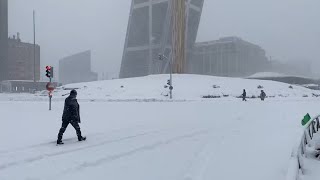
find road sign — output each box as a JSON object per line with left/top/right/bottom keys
{"left": 301, "top": 113, "right": 311, "bottom": 126}
{"left": 46, "top": 82, "right": 55, "bottom": 91}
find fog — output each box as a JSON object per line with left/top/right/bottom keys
{"left": 8, "top": 0, "right": 320, "bottom": 79}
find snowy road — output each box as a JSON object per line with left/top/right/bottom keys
{"left": 1, "top": 99, "right": 320, "bottom": 180}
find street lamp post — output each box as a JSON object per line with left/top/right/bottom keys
{"left": 158, "top": 54, "right": 173, "bottom": 99}
{"left": 33, "top": 10, "right": 36, "bottom": 82}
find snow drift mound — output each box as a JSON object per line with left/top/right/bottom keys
{"left": 34, "top": 74, "right": 320, "bottom": 101}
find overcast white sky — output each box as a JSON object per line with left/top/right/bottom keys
{"left": 8, "top": 0, "right": 320, "bottom": 79}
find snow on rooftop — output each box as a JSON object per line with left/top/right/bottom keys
{"left": 247, "top": 72, "right": 289, "bottom": 78}
{"left": 248, "top": 72, "right": 316, "bottom": 80}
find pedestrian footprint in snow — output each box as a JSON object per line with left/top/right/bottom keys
{"left": 260, "top": 90, "right": 266, "bottom": 101}
{"left": 57, "top": 89, "right": 86, "bottom": 145}
{"left": 242, "top": 89, "right": 247, "bottom": 101}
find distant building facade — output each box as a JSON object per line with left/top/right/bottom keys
{"left": 0, "top": 80, "right": 59, "bottom": 93}
{"left": 0, "top": 0, "right": 8, "bottom": 81}
{"left": 269, "top": 60, "right": 312, "bottom": 78}
{"left": 7, "top": 34, "right": 40, "bottom": 81}
{"left": 59, "top": 50, "right": 98, "bottom": 85}
{"left": 120, "top": 0, "right": 204, "bottom": 78}
{"left": 190, "top": 37, "right": 269, "bottom": 77}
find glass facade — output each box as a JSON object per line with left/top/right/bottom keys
{"left": 120, "top": 0, "right": 204, "bottom": 78}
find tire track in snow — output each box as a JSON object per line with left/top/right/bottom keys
{"left": 0, "top": 125, "right": 155, "bottom": 155}
{"left": 0, "top": 130, "right": 162, "bottom": 170}
{"left": 0, "top": 132, "right": 104, "bottom": 155}
{"left": 181, "top": 134, "right": 223, "bottom": 180}
{"left": 180, "top": 115, "right": 246, "bottom": 180}
{"left": 51, "top": 129, "right": 211, "bottom": 179}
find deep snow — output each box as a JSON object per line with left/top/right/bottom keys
{"left": 29, "top": 74, "right": 320, "bottom": 101}
{"left": 0, "top": 100, "right": 319, "bottom": 180}
{"left": 1, "top": 74, "right": 320, "bottom": 180}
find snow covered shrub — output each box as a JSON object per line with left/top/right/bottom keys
{"left": 278, "top": 94, "right": 288, "bottom": 97}
{"left": 161, "top": 92, "right": 169, "bottom": 97}
{"left": 257, "top": 85, "right": 263, "bottom": 89}
{"left": 289, "top": 85, "right": 293, "bottom": 89}
{"left": 312, "top": 93, "right": 320, "bottom": 97}
{"left": 212, "top": 85, "right": 220, "bottom": 88}
{"left": 202, "top": 95, "right": 221, "bottom": 98}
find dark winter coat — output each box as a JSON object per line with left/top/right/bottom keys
{"left": 260, "top": 91, "right": 266, "bottom": 100}
{"left": 242, "top": 91, "right": 246, "bottom": 97}
{"left": 62, "top": 94, "right": 80, "bottom": 123}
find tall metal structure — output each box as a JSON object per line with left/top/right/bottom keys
{"left": 171, "top": 0, "right": 186, "bottom": 73}
{"left": 120, "top": 0, "right": 204, "bottom": 78}
{"left": 0, "top": 0, "right": 8, "bottom": 81}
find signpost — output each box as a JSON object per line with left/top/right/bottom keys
{"left": 158, "top": 54, "right": 173, "bottom": 99}
{"left": 301, "top": 113, "right": 311, "bottom": 126}
{"left": 46, "top": 82, "right": 55, "bottom": 110}
{"left": 46, "top": 82, "right": 55, "bottom": 91}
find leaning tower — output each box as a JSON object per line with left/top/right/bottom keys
{"left": 120, "top": 0, "right": 204, "bottom": 78}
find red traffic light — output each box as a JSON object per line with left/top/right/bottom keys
{"left": 45, "top": 66, "right": 52, "bottom": 78}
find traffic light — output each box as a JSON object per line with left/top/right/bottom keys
{"left": 167, "top": 79, "right": 171, "bottom": 85}
{"left": 45, "top": 66, "right": 51, "bottom": 78}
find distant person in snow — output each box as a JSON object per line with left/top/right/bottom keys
{"left": 57, "top": 89, "right": 86, "bottom": 145}
{"left": 242, "top": 89, "right": 247, "bottom": 101}
{"left": 260, "top": 90, "right": 266, "bottom": 101}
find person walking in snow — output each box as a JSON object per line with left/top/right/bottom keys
{"left": 260, "top": 90, "right": 266, "bottom": 101}
{"left": 57, "top": 89, "right": 86, "bottom": 145}
{"left": 242, "top": 89, "right": 247, "bottom": 101}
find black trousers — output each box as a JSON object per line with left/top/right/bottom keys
{"left": 57, "top": 121, "right": 82, "bottom": 141}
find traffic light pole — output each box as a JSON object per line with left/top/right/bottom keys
{"left": 46, "top": 66, "right": 54, "bottom": 111}
{"left": 49, "top": 77, "right": 52, "bottom": 111}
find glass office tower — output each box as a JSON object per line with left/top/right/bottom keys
{"left": 120, "top": 0, "right": 204, "bottom": 78}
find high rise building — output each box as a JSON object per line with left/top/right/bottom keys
{"left": 0, "top": 0, "right": 8, "bottom": 81}
{"left": 120, "top": 0, "right": 204, "bottom": 78}
{"left": 7, "top": 34, "right": 41, "bottom": 81}
{"left": 190, "top": 37, "right": 269, "bottom": 77}
{"left": 59, "top": 50, "right": 98, "bottom": 85}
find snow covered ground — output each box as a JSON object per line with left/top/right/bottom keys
{"left": 301, "top": 131, "right": 320, "bottom": 180}
{"left": 3, "top": 74, "right": 317, "bottom": 102}
{"left": 1, "top": 75, "right": 320, "bottom": 180}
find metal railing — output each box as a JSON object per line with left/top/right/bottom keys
{"left": 286, "top": 115, "right": 320, "bottom": 180}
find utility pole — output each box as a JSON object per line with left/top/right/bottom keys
{"left": 33, "top": 10, "right": 36, "bottom": 82}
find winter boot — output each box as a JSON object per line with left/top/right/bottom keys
{"left": 57, "top": 140, "right": 64, "bottom": 145}
{"left": 78, "top": 136, "right": 86, "bottom": 141}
